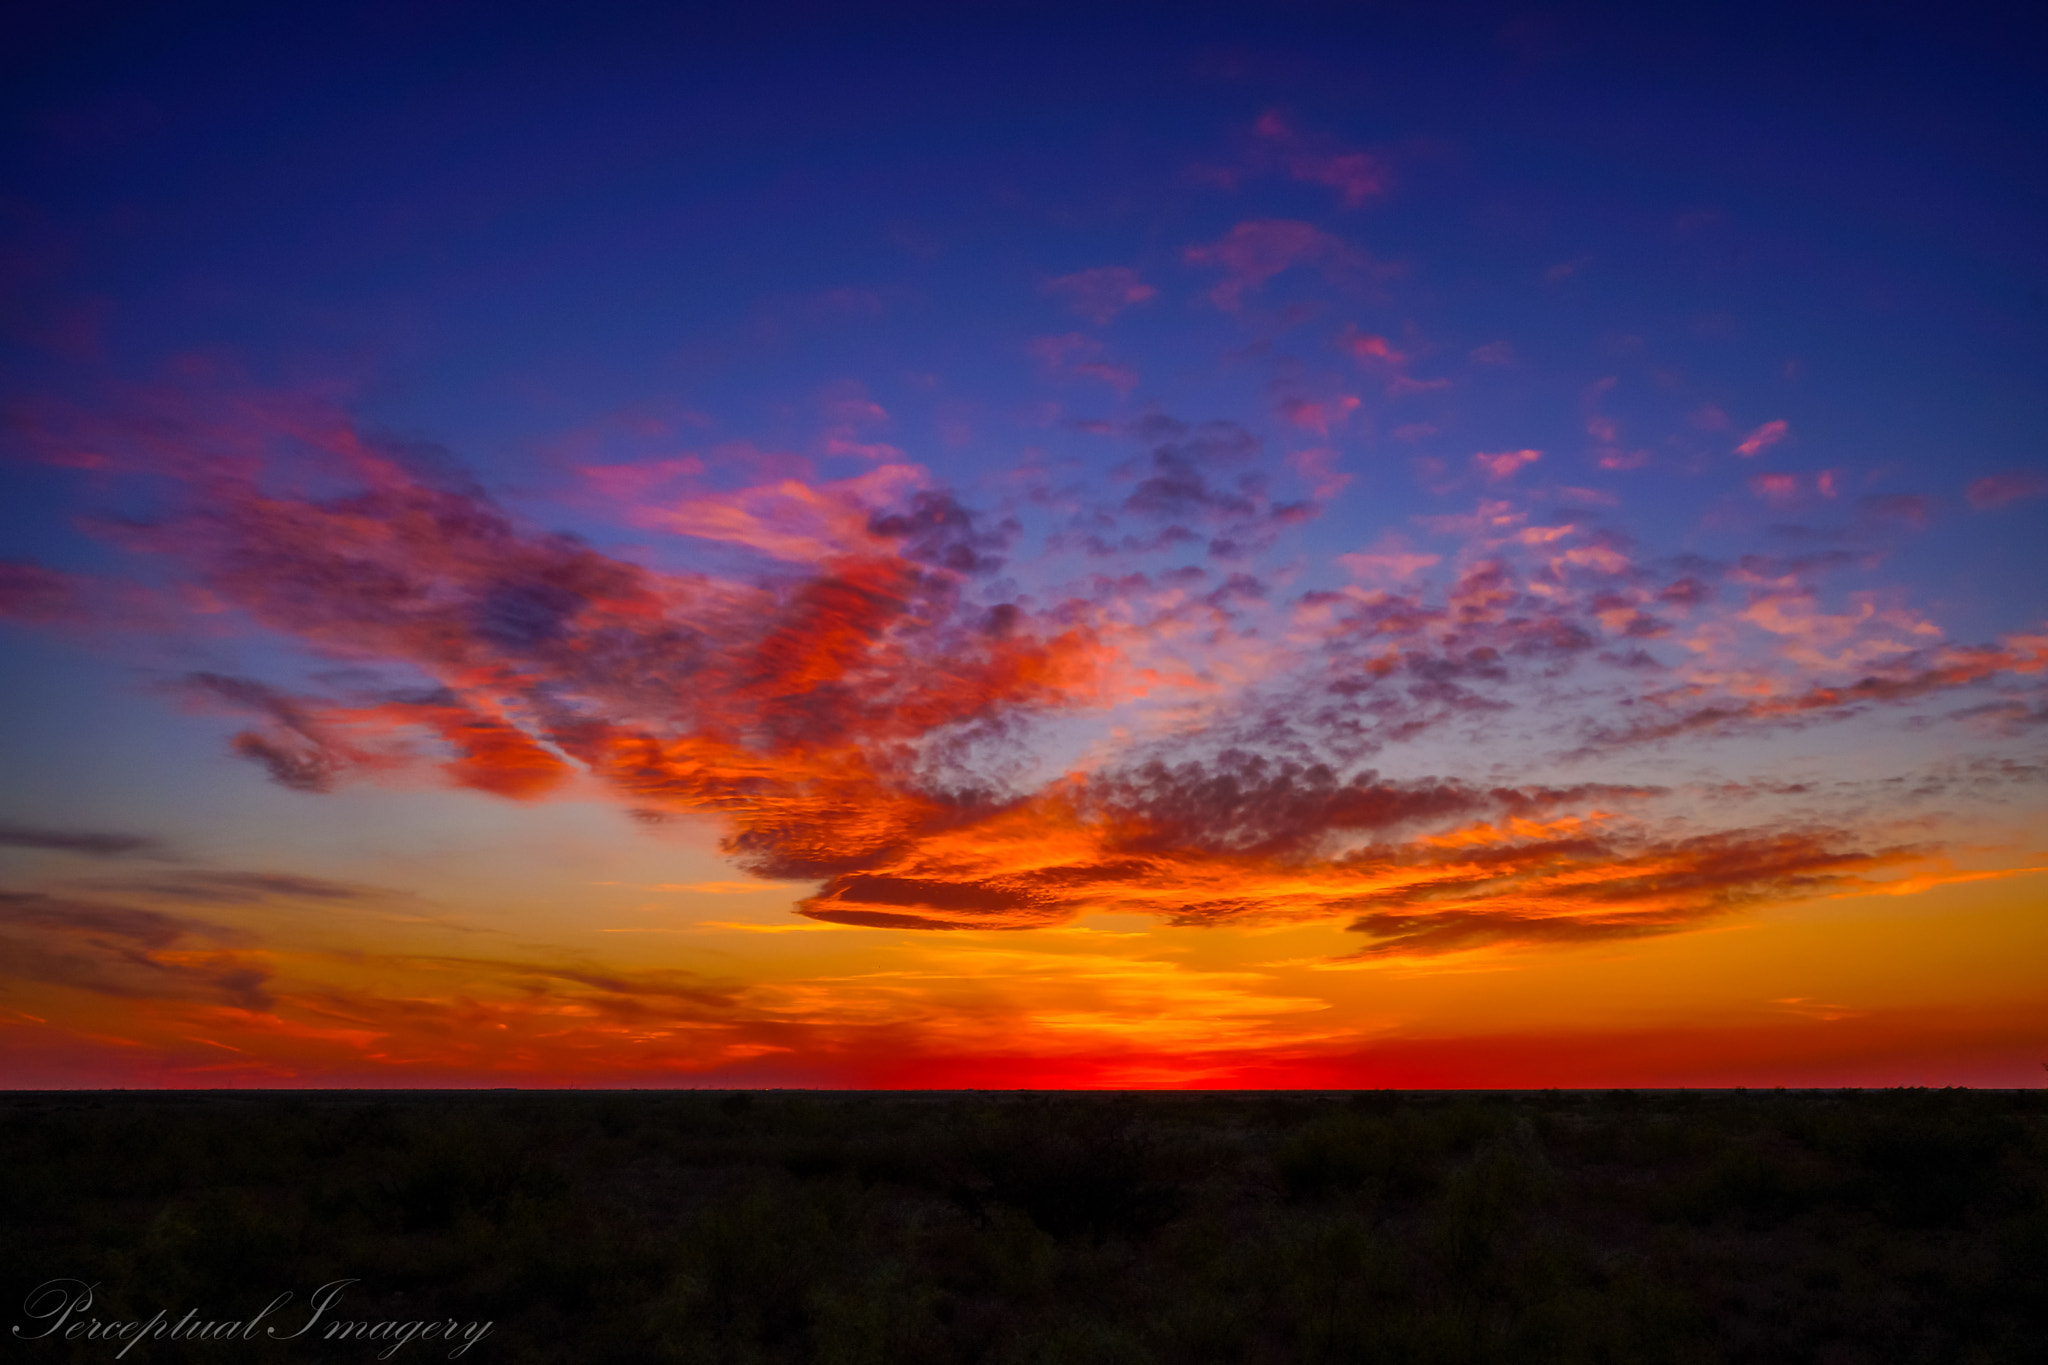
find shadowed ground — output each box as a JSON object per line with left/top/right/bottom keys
{"left": 4, "top": 1087, "right": 2045, "bottom": 1363}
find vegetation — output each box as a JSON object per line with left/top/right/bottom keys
{"left": 4, "top": 1087, "right": 2045, "bottom": 1362}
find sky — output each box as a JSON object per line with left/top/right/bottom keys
{"left": 2, "top": 1, "right": 2045, "bottom": 1088}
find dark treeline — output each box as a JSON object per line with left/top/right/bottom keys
{"left": 4, "top": 1087, "right": 2045, "bottom": 1363}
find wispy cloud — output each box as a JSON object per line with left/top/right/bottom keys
{"left": 1735, "top": 419, "right": 1789, "bottom": 458}
{"left": 1966, "top": 470, "right": 2048, "bottom": 510}
{"left": 1184, "top": 220, "right": 1350, "bottom": 311}
{"left": 0, "top": 822, "right": 163, "bottom": 858}
{"left": 1040, "top": 266, "right": 1157, "bottom": 325}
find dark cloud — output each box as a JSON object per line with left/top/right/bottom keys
{"left": 1334, "top": 827, "right": 1918, "bottom": 957}
{"left": 867, "top": 491, "right": 1016, "bottom": 576}
{"left": 1122, "top": 420, "right": 1262, "bottom": 522}
{"left": 75, "top": 870, "right": 385, "bottom": 906}
{"left": 0, "top": 891, "right": 270, "bottom": 1008}
{"left": 0, "top": 822, "right": 162, "bottom": 858}
{"left": 1577, "top": 638, "right": 2048, "bottom": 753}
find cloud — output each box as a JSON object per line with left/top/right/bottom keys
{"left": 0, "top": 891, "right": 271, "bottom": 1008}
{"left": 1735, "top": 419, "right": 1789, "bottom": 457}
{"left": 1028, "top": 333, "right": 1139, "bottom": 395}
{"left": 816, "top": 380, "right": 905, "bottom": 461}
{"left": 1583, "top": 377, "right": 1645, "bottom": 469}
{"left": 1278, "top": 395, "right": 1359, "bottom": 436}
{"left": 1338, "top": 826, "right": 1918, "bottom": 958}
{"left": 793, "top": 768, "right": 1925, "bottom": 941}
{"left": 0, "top": 822, "right": 163, "bottom": 858}
{"left": 1579, "top": 629, "right": 2048, "bottom": 752}
{"left": 1474, "top": 448, "right": 1541, "bottom": 482}
{"left": 1336, "top": 545, "right": 1439, "bottom": 583}
{"left": 1339, "top": 328, "right": 1406, "bottom": 366}
{"left": 640, "top": 463, "right": 927, "bottom": 563}
{"left": 14, "top": 376, "right": 2040, "bottom": 969}
{"left": 1184, "top": 220, "right": 1348, "bottom": 311}
{"left": 1859, "top": 493, "right": 1931, "bottom": 530}
{"left": 1751, "top": 472, "right": 1800, "bottom": 505}
{"left": 1286, "top": 447, "right": 1351, "bottom": 502}
{"left": 0, "top": 560, "right": 85, "bottom": 623}
{"left": 1966, "top": 470, "right": 2048, "bottom": 510}
{"left": 75, "top": 870, "right": 385, "bottom": 906}
{"left": 1250, "top": 111, "right": 1389, "bottom": 207}
{"left": 1040, "top": 267, "right": 1156, "bottom": 325}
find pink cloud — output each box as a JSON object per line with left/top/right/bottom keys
{"left": 1860, "top": 494, "right": 1931, "bottom": 530}
{"left": 822, "top": 435, "right": 907, "bottom": 460}
{"left": 579, "top": 455, "right": 707, "bottom": 502}
{"left": 1556, "top": 486, "right": 1620, "bottom": 507}
{"left": 1184, "top": 220, "right": 1345, "bottom": 311}
{"left": 1750, "top": 472, "right": 1799, "bottom": 506}
{"left": 1290, "top": 152, "right": 1386, "bottom": 208}
{"left": 819, "top": 381, "right": 904, "bottom": 461}
{"left": 1474, "top": 448, "right": 1542, "bottom": 482}
{"left": 1252, "top": 110, "right": 1389, "bottom": 208}
{"left": 1469, "top": 341, "right": 1514, "bottom": 365}
{"left": 1338, "top": 326, "right": 1407, "bottom": 367}
{"left": 1735, "top": 419, "right": 1788, "bottom": 458}
{"left": 0, "top": 560, "right": 88, "bottom": 624}
{"left": 646, "top": 464, "right": 928, "bottom": 563}
{"left": 1286, "top": 447, "right": 1352, "bottom": 501}
{"left": 1966, "top": 470, "right": 2048, "bottom": 510}
{"left": 1279, "top": 394, "right": 1360, "bottom": 436}
{"left": 1583, "top": 376, "right": 1644, "bottom": 469}
{"left": 1337, "top": 545, "right": 1440, "bottom": 583}
{"left": 1040, "top": 266, "right": 1157, "bottom": 325}
{"left": 1028, "top": 333, "right": 1138, "bottom": 396}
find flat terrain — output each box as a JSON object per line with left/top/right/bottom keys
{"left": 4, "top": 1088, "right": 2045, "bottom": 1363}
